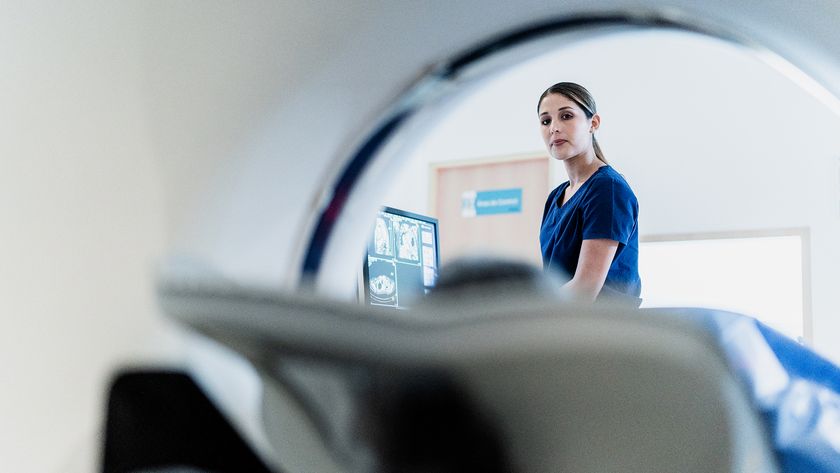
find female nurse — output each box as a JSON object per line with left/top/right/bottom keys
{"left": 537, "top": 82, "right": 641, "bottom": 306}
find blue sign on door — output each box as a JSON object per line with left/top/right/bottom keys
{"left": 461, "top": 188, "right": 522, "bottom": 217}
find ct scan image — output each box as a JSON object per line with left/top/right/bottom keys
{"left": 368, "top": 258, "right": 397, "bottom": 306}
{"left": 396, "top": 220, "right": 419, "bottom": 262}
{"left": 372, "top": 216, "right": 393, "bottom": 257}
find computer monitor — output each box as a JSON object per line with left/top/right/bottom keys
{"left": 362, "top": 207, "right": 440, "bottom": 309}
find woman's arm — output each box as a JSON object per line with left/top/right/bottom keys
{"left": 564, "top": 238, "right": 619, "bottom": 302}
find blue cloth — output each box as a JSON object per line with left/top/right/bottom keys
{"left": 540, "top": 165, "right": 641, "bottom": 304}
{"left": 664, "top": 308, "right": 840, "bottom": 472}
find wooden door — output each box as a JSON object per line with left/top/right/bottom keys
{"left": 432, "top": 155, "right": 549, "bottom": 266}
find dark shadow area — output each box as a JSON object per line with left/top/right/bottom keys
{"left": 101, "top": 370, "right": 275, "bottom": 473}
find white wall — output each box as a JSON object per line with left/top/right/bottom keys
{"left": 384, "top": 30, "right": 840, "bottom": 363}
{"left": 0, "top": 3, "right": 184, "bottom": 472}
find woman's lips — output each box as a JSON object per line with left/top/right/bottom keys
{"left": 552, "top": 139, "right": 567, "bottom": 147}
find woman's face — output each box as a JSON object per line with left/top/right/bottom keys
{"left": 538, "top": 93, "right": 599, "bottom": 162}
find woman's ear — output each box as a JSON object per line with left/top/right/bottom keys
{"left": 590, "top": 113, "right": 601, "bottom": 132}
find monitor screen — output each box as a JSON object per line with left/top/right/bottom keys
{"left": 363, "top": 207, "right": 440, "bottom": 309}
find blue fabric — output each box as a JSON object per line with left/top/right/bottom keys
{"left": 663, "top": 308, "right": 840, "bottom": 472}
{"left": 540, "top": 165, "right": 641, "bottom": 303}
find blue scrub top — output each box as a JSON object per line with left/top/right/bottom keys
{"left": 540, "top": 165, "right": 641, "bottom": 304}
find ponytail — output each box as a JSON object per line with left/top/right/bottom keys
{"left": 593, "top": 135, "right": 608, "bottom": 165}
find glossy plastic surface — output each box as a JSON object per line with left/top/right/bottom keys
{"left": 668, "top": 308, "right": 840, "bottom": 472}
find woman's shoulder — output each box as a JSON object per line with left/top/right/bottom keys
{"left": 591, "top": 166, "right": 633, "bottom": 188}
{"left": 586, "top": 166, "right": 637, "bottom": 199}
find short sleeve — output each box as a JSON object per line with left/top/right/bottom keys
{"left": 580, "top": 178, "right": 638, "bottom": 245}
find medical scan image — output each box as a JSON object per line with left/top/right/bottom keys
{"left": 367, "top": 258, "right": 398, "bottom": 306}
{"left": 396, "top": 221, "right": 419, "bottom": 262}
{"left": 373, "top": 216, "right": 393, "bottom": 256}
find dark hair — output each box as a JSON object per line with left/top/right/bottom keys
{"left": 537, "top": 82, "right": 607, "bottom": 164}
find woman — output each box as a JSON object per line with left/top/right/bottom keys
{"left": 537, "top": 82, "right": 641, "bottom": 305}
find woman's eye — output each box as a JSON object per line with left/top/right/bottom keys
{"left": 541, "top": 118, "right": 550, "bottom": 126}
{"left": 561, "top": 113, "right": 573, "bottom": 120}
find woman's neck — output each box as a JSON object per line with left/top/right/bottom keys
{"left": 563, "top": 151, "right": 604, "bottom": 187}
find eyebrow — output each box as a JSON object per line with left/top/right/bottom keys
{"left": 539, "top": 106, "right": 574, "bottom": 116}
